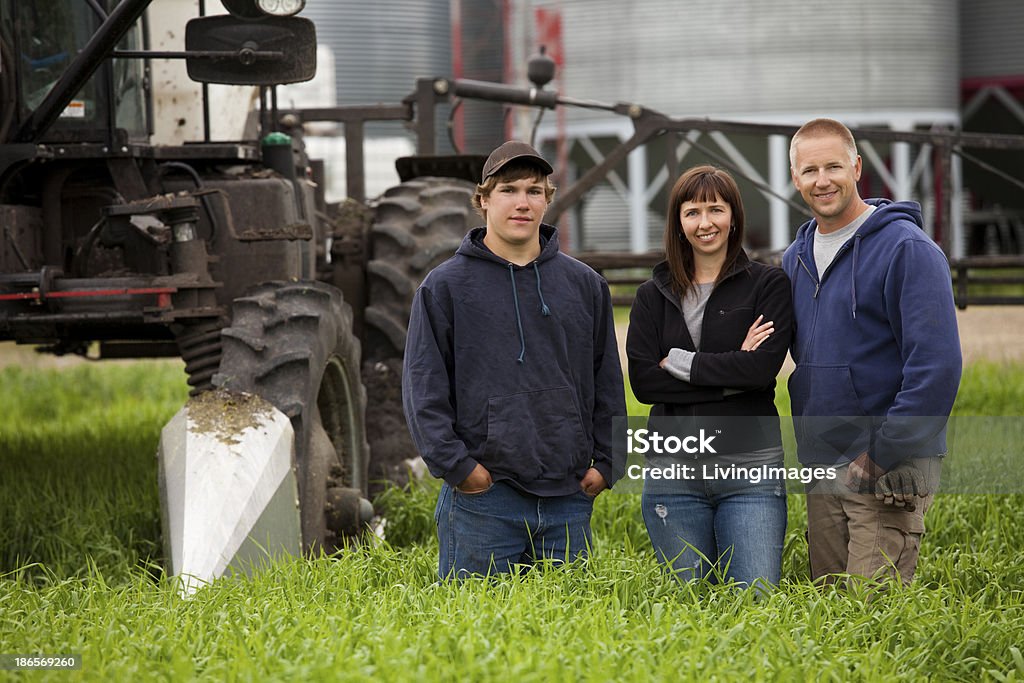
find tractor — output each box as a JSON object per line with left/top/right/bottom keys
{"left": 0, "top": 0, "right": 573, "bottom": 590}
{"left": 0, "top": 0, "right": 403, "bottom": 584}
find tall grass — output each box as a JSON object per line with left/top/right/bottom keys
{"left": 1, "top": 361, "right": 1023, "bottom": 680}
{"left": 0, "top": 363, "right": 187, "bottom": 585}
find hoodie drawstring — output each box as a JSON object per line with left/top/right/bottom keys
{"left": 508, "top": 262, "right": 552, "bottom": 364}
{"left": 508, "top": 264, "right": 526, "bottom": 364}
{"left": 533, "top": 262, "right": 551, "bottom": 317}
{"left": 851, "top": 235, "right": 862, "bottom": 320}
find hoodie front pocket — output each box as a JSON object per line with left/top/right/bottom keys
{"left": 482, "top": 387, "right": 589, "bottom": 482}
{"left": 789, "top": 364, "right": 866, "bottom": 417}
{"left": 789, "top": 364, "right": 871, "bottom": 462}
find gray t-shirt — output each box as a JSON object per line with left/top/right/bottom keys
{"left": 814, "top": 205, "right": 876, "bottom": 278}
{"left": 663, "top": 282, "right": 713, "bottom": 382}
{"left": 656, "top": 280, "right": 785, "bottom": 473}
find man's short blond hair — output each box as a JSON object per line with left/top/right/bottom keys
{"left": 789, "top": 118, "right": 859, "bottom": 169}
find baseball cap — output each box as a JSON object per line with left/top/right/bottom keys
{"left": 481, "top": 141, "right": 553, "bottom": 183}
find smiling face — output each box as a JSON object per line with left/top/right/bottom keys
{"left": 679, "top": 194, "right": 732, "bottom": 261}
{"left": 662, "top": 165, "right": 745, "bottom": 292}
{"left": 791, "top": 133, "right": 865, "bottom": 232}
{"left": 480, "top": 175, "right": 549, "bottom": 261}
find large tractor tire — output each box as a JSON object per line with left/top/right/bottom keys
{"left": 214, "top": 281, "right": 371, "bottom": 554}
{"left": 364, "top": 177, "right": 476, "bottom": 361}
{"left": 362, "top": 177, "right": 475, "bottom": 489}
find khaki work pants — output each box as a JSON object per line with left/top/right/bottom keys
{"left": 806, "top": 474, "right": 934, "bottom": 586}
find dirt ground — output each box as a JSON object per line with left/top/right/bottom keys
{"left": 0, "top": 344, "right": 186, "bottom": 369}
{"left": 1, "top": 305, "right": 1021, "bottom": 370}
{"left": 946, "top": 306, "right": 1024, "bottom": 364}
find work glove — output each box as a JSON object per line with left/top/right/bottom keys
{"left": 874, "top": 460, "right": 931, "bottom": 511}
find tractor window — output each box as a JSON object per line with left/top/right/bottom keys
{"left": 113, "top": 23, "right": 146, "bottom": 138}
{"left": 10, "top": 1, "right": 148, "bottom": 141}
{"left": 16, "top": 2, "right": 99, "bottom": 120}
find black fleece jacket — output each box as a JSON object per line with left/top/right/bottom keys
{"left": 626, "top": 251, "right": 793, "bottom": 453}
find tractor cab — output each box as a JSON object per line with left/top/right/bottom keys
{"left": 1, "top": 1, "right": 147, "bottom": 146}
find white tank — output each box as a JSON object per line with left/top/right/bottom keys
{"left": 303, "top": 0, "right": 450, "bottom": 107}
{"left": 300, "top": 1, "right": 455, "bottom": 199}
{"left": 521, "top": 0, "right": 961, "bottom": 251}
{"left": 541, "top": 0, "right": 958, "bottom": 122}
{"left": 962, "top": 0, "right": 1024, "bottom": 79}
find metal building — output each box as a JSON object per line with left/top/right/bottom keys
{"left": 518, "top": 0, "right": 962, "bottom": 252}
{"left": 960, "top": 0, "right": 1024, "bottom": 255}
{"left": 296, "top": 0, "right": 510, "bottom": 201}
{"left": 292, "top": 1, "right": 1022, "bottom": 255}
{"left": 298, "top": 0, "right": 453, "bottom": 200}
{"left": 303, "top": 0, "right": 451, "bottom": 112}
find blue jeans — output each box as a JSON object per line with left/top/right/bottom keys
{"left": 641, "top": 470, "right": 787, "bottom": 588}
{"left": 435, "top": 481, "right": 594, "bottom": 579}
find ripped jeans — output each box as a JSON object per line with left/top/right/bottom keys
{"left": 641, "top": 465, "right": 787, "bottom": 588}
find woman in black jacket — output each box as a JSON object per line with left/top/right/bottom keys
{"left": 626, "top": 165, "right": 794, "bottom": 589}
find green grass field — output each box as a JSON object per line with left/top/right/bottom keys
{"left": 1, "top": 361, "right": 1023, "bottom": 681}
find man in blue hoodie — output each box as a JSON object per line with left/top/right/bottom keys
{"left": 402, "top": 141, "right": 626, "bottom": 579}
{"left": 783, "top": 119, "right": 962, "bottom": 585}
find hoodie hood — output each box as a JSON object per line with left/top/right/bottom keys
{"left": 457, "top": 224, "right": 560, "bottom": 265}
{"left": 792, "top": 198, "right": 923, "bottom": 245}
{"left": 790, "top": 199, "right": 924, "bottom": 319}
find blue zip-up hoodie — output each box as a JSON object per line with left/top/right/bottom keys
{"left": 402, "top": 225, "right": 626, "bottom": 496}
{"left": 781, "top": 199, "right": 962, "bottom": 470}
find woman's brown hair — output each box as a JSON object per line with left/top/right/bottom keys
{"left": 662, "top": 164, "right": 746, "bottom": 297}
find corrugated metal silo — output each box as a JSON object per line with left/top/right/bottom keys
{"left": 298, "top": 0, "right": 506, "bottom": 198}
{"left": 299, "top": 0, "right": 454, "bottom": 199}
{"left": 962, "top": 0, "right": 1024, "bottom": 79}
{"left": 303, "top": 0, "right": 450, "bottom": 111}
{"left": 543, "top": 0, "right": 959, "bottom": 120}
{"left": 454, "top": 0, "right": 508, "bottom": 154}
{"left": 524, "top": 0, "right": 961, "bottom": 251}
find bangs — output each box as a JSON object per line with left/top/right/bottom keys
{"left": 680, "top": 173, "right": 729, "bottom": 205}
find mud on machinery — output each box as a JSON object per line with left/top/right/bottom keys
{"left": 5, "top": 0, "right": 1021, "bottom": 591}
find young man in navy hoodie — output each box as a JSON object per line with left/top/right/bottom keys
{"left": 783, "top": 119, "right": 962, "bottom": 585}
{"left": 402, "top": 141, "right": 625, "bottom": 579}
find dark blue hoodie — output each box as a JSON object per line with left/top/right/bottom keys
{"left": 782, "top": 199, "right": 962, "bottom": 469}
{"left": 402, "top": 225, "right": 626, "bottom": 496}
